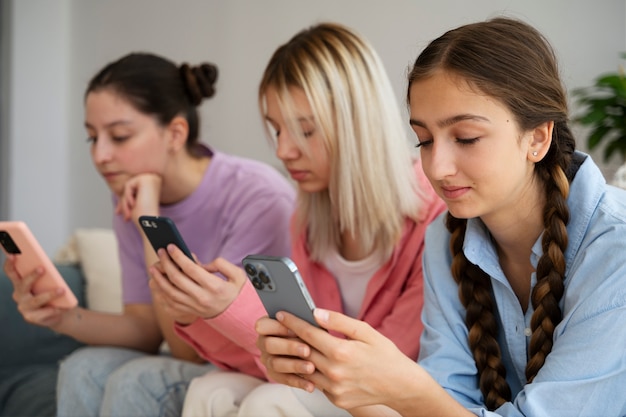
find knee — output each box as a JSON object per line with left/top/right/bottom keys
{"left": 186, "top": 372, "right": 223, "bottom": 397}
{"left": 58, "top": 347, "right": 107, "bottom": 382}
{"left": 105, "top": 356, "right": 163, "bottom": 393}
{"left": 239, "top": 383, "right": 285, "bottom": 413}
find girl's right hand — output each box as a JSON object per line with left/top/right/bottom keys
{"left": 4, "top": 256, "right": 71, "bottom": 328}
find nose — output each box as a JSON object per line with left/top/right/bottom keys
{"left": 91, "top": 136, "right": 113, "bottom": 165}
{"left": 424, "top": 139, "right": 457, "bottom": 180}
{"left": 275, "top": 130, "right": 300, "bottom": 162}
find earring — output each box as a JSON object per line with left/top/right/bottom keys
{"left": 532, "top": 151, "right": 538, "bottom": 156}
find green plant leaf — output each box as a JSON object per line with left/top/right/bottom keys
{"left": 588, "top": 125, "right": 612, "bottom": 149}
{"left": 573, "top": 52, "right": 626, "bottom": 165}
{"left": 603, "top": 137, "right": 626, "bottom": 163}
{"left": 596, "top": 74, "right": 626, "bottom": 96}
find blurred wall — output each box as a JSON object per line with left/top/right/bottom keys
{"left": 3, "top": 0, "right": 625, "bottom": 255}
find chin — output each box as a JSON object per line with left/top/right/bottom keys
{"left": 446, "top": 205, "right": 479, "bottom": 220}
{"left": 296, "top": 182, "right": 327, "bottom": 194}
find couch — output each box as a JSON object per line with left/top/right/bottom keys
{"left": 0, "top": 229, "right": 122, "bottom": 417}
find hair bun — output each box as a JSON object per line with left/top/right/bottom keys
{"left": 180, "top": 62, "right": 219, "bottom": 106}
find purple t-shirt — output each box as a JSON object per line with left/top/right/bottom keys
{"left": 113, "top": 147, "right": 296, "bottom": 304}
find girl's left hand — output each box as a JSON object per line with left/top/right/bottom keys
{"left": 115, "top": 173, "right": 162, "bottom": 223}
{"left": 148, "top": 246, "right": 248, "bottom": 324}
{"left": 261, "top": 309, "right": 420, "bottom": 411}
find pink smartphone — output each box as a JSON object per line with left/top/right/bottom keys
{"left": 0, "top": 221, "right": 78, "bottom": 309}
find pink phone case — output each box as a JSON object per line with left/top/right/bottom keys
{"left": 0, "top": 221, "right": 78, "bottom": 309}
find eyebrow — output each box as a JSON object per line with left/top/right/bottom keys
{"left": 84, "top": 120, "right": 133, "bottom": 130}
{"left": 409, "top": 114, "right": 490, "bottom": 129}
{"left": 264, "top": 115, "right": 315, "bottom": 124}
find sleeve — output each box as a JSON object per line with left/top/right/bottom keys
{"left": 213, "top": 190, "right": 294, "bottom": 267}
{"left": 418, "top": 221, "right": 485, "bottom": 409}
{"left": 174, "top": 281, "right": 269, "bottom": 380}
{"left": 113, "top": 209, "right": 153, "bottom": 305}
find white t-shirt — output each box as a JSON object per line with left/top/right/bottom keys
{"left": 323, "top": 249, "right": 384, "bottom": 317}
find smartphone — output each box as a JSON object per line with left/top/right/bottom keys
{"left": 242, "top": 255, "right": 318, "bottom": 327}
{"left": 0, "top": 221, "right": 78, "bottom": 309}
{"left": 138, "top": 215, "right": 193, "bottom": 261}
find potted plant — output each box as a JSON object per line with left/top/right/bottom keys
{"left": 573, "top": 53, "right": 626, "bottom": 188}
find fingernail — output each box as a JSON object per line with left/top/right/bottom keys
{"left": 297, "top": 345, "right": 308, "bottom": 357}
{"left": 313, "top": 308, "right": 329, "bottom": 324}
{"left": 300, "top": 362, "right": 314, "bottom": 374}
{"left": 276, "top": 312, "right": 284, "bottom": 321}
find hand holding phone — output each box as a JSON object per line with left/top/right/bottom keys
{"left": 0, "top": 221, "right": 78, "bottom": 309}
{"left": 242, "top": 255, "right": 318, "bottom": 327}
{"left": 139, "top": 215, "right": 194, "bottom": 261}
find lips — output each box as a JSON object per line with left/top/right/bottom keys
{"left": 288, "top": 169, "right": 309, "bottom": 181}
{"left": 440, "top": 185, "right": 470, "bottom": 199}
{"left": 101, "top": 171, "right": 122, "bottom": 182}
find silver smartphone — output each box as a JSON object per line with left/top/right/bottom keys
{"left": 242, "top": 255, "right": 318, "bottom": 327}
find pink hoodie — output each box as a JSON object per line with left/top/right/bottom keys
{"left": 175, "top": 161, "right": 445, "bottom": 379}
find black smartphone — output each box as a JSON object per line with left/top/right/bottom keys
{"left": 242, "top": 255, "right": 318, "bottom": 327}
{"left": 139, "top": 215, "right": 193, "bottom": 261}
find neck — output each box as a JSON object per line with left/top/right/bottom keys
{"left": 160, "top": 152, "right": 211, "bottom": 205}
{"left": 339, "top": 230, "right": 371, "bottom": 261}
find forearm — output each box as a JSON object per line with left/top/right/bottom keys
{"left": 51, "top": 305, "right": 163, "bottom": 353}
{"left": 382, "top": 364, "right": 473, "bottom": 417}
{"left": 153, "top": 302, "right": 205, "bottom": 363}
{"left": 350, "top": 405, "right": 402, "bottom": 417}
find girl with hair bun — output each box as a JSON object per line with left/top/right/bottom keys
{"left": 256, "top": 17, "right": 626, "bottom": 417}
{"left": 3, "top": 52, "right": 295, "bottom": 416}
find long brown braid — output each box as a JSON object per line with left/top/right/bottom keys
{"left": 408, "top": 18, "right": 576, "bottom": 410}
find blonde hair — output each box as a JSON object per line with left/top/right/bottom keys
{"left": 259, "top": 22, "right": 423, "bottom": 261}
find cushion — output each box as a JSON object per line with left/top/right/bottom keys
{"left": 0, "top": 264, "right": 86, "bottom": 369}
{"left": 55, "top": 228, "right": 123, "bottom": 314}
{"left": 0, "top": 365, "right": 58, "bottom": 417}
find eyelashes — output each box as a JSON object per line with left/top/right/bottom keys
{"left": 415, "top": 138, "right": 479, "bottom": 148}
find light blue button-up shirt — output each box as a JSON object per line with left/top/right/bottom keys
{"left": 419, "top": 152, "right": 626, "bottom": 417}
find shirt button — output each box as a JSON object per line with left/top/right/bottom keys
{"left": 524, "top": 327, "right": 532, "bottom": 337}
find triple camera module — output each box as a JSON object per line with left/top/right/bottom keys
{"left": 244, "top": 262, "right": 275, "bottom": 291}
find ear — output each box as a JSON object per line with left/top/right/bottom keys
{"left": 166, "top": 116, "right": 189, "bottom": 152}
{"left": 528, "top": 120, "right": 553, "bottom": 162}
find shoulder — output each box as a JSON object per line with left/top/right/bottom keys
{"left": 211, "top": 151, "right": 294, "bottom": 194}
{"left": 424, "top": 210, "right": 449, "bottom": 248}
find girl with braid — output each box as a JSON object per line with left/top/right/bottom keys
{"left": 4, "top": 52, "right": 295, "bottom": 416}
{"left": 256, "top": 17, "right": 626, "bottom": 417}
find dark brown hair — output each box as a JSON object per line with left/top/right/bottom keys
{"left": 86, "top": 52, "right": 218, "bottom": 155}
{"left": 408, "top": 17, "right": 575, "bottom": 410}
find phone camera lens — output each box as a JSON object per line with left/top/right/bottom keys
{"left": 258, "top": 271, "right": 270, "bottom": 284}
{"left": 244, "top": 263, "right": 257, "bottom": 277}
{"left": 252, "top": 277, "right": 264, "bottom": 290}
{"left": 0, "top": 231, "right": 20, "bottom": 254}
